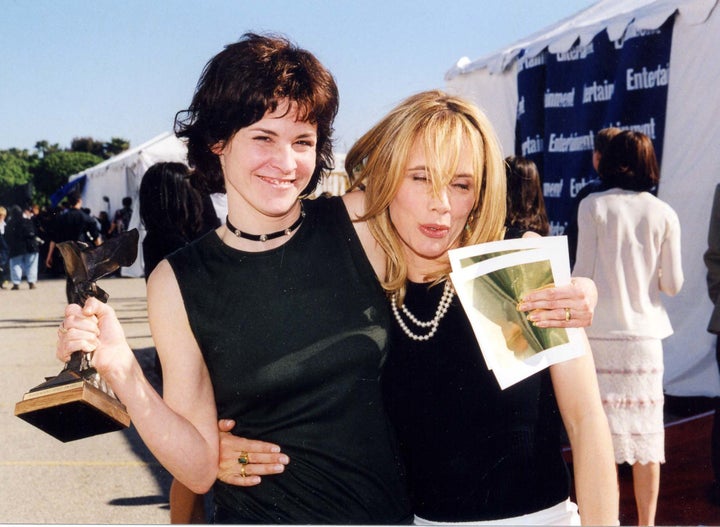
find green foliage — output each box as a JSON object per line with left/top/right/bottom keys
{"left": 105, "top": 137, "right": 130, "bottom": 157}
{"left": 34, "top": 140, "right": 61, "bottom": 158}
{"left": 32, "top": 151, "right": 103, "bottom": 202}
{"left": 0, "top": 136, "right": 130, "bottom": 206}
{"left": 0, "top": 151, "right": 33, "bottom": 190}
{"left": 71, "top": 136, "right": 130, "bottom": 159}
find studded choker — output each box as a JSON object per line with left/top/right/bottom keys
{"left": 226, "top": 204, "right": 305, "bottom": 242}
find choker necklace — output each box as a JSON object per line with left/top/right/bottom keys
{"left": 391, "top": 281, "right": 454, "bottom": 341}
{"left": 226, "top": 204, "right": 306, "bottom": 242}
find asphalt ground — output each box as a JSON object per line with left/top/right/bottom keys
{"left": 0, "top": 276, "right": 173, "bottom": 524}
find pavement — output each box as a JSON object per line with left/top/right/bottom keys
{"left": 0, "top": 276, "right": 173, "bottom": 524}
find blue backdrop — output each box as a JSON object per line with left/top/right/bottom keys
{"left": 515, "top": 17, "right": 674, "bottom": 235}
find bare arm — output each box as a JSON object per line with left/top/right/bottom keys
{"left": 45, "top": 240, "right": 56, "bottom": 268}
{"left": 550, "top": 334, "right": 619, "bottom": 525}
{"left": 341, "top": 190, "right": 386, "bottom": 281}
{"left": 57, "top": 260, "right": 219, "bottom": 493}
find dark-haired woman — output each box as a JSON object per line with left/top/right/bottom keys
{"left": 574, "top": 130, "right": 684, "bottom": 526}
{"left": 55, "top": 33, "right": 411, "bottom": 524}
{"left": 139, "top": 161, "right": 218, "bottom": 279}
{"left": 504, "top": 155, "right": 549, "bottom": 238}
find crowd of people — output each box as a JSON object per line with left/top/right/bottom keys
{"left": 0, "top": 190, "right": 142, "bottom": 291}
{"left": 8, "top": 29, "right": 708, "bottom": 526}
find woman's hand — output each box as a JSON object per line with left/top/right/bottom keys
{"left": 516, "top": 277, "right": 597, "bottom": 328}
{"left": 56, "top": 296, "right": 133, "bottom": 379}
{"left": 217, "top": 419, "right": 290, "bottom": 487}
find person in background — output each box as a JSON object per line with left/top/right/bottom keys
{"left": 217, "top": 91, "right": 618, "bottom": 525}
{"left": 703, "top": 182, "right": 720, "bottom": 506}
{"left": 5, "top": 204, "right": 40, "bottom": 290}
{"left": 108, "top": 196, "right": 133, "bottom": 237}
{"left": 97, "top": 210, "right": 111, "bottom": 241}
{"left": 45, "top": 191, "right": 101, "bottom": 302}
{"left": 0, "top": 206, "right": 9, "bottom": 289}
{"left": 139, "top": 161, "right": 218, "bottom": 279}
{"left": 504, "top": 155, "right": 550, "bottom": 238}
{"left": 567, "top": 127, "right": 622, "bottom": 268}
{"left": 573, "top": 130, "right": 684, "bottom": 526}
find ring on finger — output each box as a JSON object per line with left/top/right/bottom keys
{"left": 564, "top": 307, "right": 571, "bottom": 321}
{"left": 238, "top": 451, "right": 250, "bottom": 465}
{"left": 58, "top": 322, "right": 68, "bottom": 335}
{"left": 240, "top": 464, "right": 247, "bottom": 478}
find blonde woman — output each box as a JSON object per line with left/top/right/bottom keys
{"left": 217, "top": 91, "right": 618, "bottom": 525}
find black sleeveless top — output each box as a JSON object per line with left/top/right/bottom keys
{"left": 168, "top": 197, "right": 411, "bottom": 524}
{"left": 382, "top": 282, "right": 570, "bottom": 522}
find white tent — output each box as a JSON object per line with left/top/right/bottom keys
{"left": 69, "top": 132, "right": 188, "bottom": 277}
{"left": 446, "top": 0, "right": 720, "bottom": 397}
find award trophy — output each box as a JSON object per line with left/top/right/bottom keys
{"left": 14, "top": 229, "right": 139, "bottom": 442}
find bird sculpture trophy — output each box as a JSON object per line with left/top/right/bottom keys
{"left": 14, "top": 229, "right": 139, "bottom": 442}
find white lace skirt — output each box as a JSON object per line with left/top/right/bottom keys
{"left": 590, "top": 337, "right": 665, "bottom": 465}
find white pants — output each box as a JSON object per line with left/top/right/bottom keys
{"left": 414, "top": 498, "right": 581, "bottom": 526}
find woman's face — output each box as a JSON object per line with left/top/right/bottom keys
{"left": 216, "top": 99, "right": 317, "bottom": 224}
{"left": 389, "top": 138, "right": 477, "bottom": 278}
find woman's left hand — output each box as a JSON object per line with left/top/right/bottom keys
{"left": 516, "top": 277, "right": 597, "bottom": 328}
{"left": 217, "top": 420, "right": 290, "bottom": 487}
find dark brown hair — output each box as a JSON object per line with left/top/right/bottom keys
{"left": 598, "top": 131, "right": 659, "bottom": 191}
{"left": 175, "top": 33, "right": 339, "bottom": 195}
{"left": 504, "top": 155, "right": 549, "bottom": 236}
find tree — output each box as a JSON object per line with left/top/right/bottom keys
{"left": 70, "top": 137, "right": 106, "bottom": 158}
{"left": 34, "top": 140, "right": 61, "bottom": 159}
{"left": 0, "top": 151, "right": 33, "bottom": 203}
{"left": 0, "top": 136, "right": 130, "bottom": 206}
{"left": 71, "top": 136, "right": 130, "bottom": 159}
{"left": 32, "top": 151, "right": 103, "bottom": 204}
{"left": 106, "top": 137, "right": 130, "bottom": 157}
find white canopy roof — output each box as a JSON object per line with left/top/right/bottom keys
{"left": 447, "top": 0, "right": 716, "bottom": 76}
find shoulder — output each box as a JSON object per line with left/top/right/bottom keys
{"left": 341, "top": 190, "right": 366, "bottom": 219}
{"left": 643, "top": 192, "right": 679, "bottom": 217}
{"left": 147, "top": 259, "right": 181, "bottom": 306}
{"left": 341, "top": 190, "right": 386, "bottom": 280}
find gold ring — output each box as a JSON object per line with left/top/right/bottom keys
{"left": 59, "top": 323, "right": 68, "bottom": 334}
{"left": 237, "top": 452, "right": 250, "bottom": 465}
{"left": 240, "top": 464, "right": 247, "bottom": 478}
{"left": 565, "top": 307, "right": 571, "bottom": 321}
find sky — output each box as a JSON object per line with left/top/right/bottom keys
{"left": 0, "top": 0, "right": 596, "bottom": 154}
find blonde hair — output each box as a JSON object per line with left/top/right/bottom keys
{"left": 346, "top": 90, "right": 507, "bottom": 303}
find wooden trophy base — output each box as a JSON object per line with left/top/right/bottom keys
{"left": 15, "top": 373, "right": 131, "bottom": 443}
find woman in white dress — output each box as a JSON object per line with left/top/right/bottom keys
{"left": 573, "top": 130, "right": 684, "bottom": 526}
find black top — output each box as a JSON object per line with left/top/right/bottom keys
{"left": 6, "top": 216, "right": 39, "bottom": 257}
{"left": 168, "top": 197, "right": 411, "bottom": 525}
{"left": 52, "top": 208, "right": 100, "bottom": 244}
{"left": 382, "top": 281, "right": 570, "bottom": 522}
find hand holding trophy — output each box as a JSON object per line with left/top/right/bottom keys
{"left": 14, "top": 229, "right": 139, "bottom": 442}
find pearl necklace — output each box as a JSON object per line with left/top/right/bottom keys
{"left": 391, "top": 281, "right": 454, "bottom": 341}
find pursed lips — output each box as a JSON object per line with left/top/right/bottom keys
{"left": 419, "top": 223, "right": 450, "bottom": 238}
